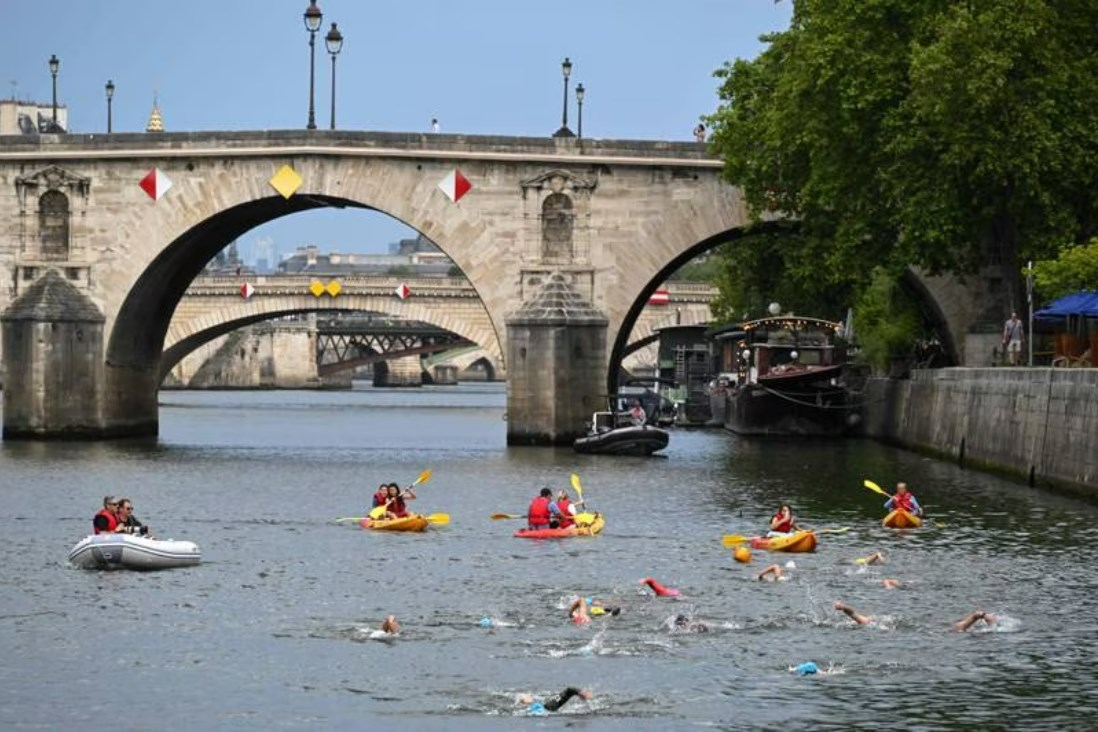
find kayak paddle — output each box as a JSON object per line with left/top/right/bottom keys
{"left": 721, "top": 534, "right": 749, "bottom": 547}
{"left": 425, "top": 513, "right": 450, "bottom": 524}
{"left": 863, "top": 479, "right": 890, "bottom": 497}
{"left": 570, "top": 473, "right": 597, "bottom": 524}
{"left": 369, "top": 469, "right": 434, "bottom": 519}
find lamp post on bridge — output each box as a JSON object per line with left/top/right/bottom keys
{"left": 303, "top": 0, "right": 323, "bottom": 130}
{"left": 47, "top": 54, "right": 61, "bottom": 132}
{"left": 552, "top": 57, "right": 575, "bottom": 138}
{"left": 575, "top": 83, "right": 585, "bottom": 139}
{"left": 105, "top": 80, "right": 114, "bottom": 133}
{"left": 325, "top": 22, "right": 343, "bottom": 130}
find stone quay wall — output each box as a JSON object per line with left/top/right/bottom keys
{"left": 864, "top": 368, "right": 1098, "bottom": 497}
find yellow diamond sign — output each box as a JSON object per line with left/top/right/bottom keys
{"left": 326, "top": 280, "right": 342, "bottom": 297}
{"left": 309, "top": 280, "right": 325, "bottom": 297}
{"left": 269, "top": 165, "right": 303, "bottom": 199}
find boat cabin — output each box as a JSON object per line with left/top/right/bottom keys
{"left": 713, "top": 316, "right": 843, "bottom": 385}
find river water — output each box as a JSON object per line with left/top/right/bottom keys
{"left": 2, "top": 383, "right": 1096, "bottom": 730}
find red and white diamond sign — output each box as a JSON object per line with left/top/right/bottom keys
{"left": 438, "top": 169, "right": 472, "bottom": 203}
{"left": 138, "top": 168, "right": 172, "bottom": 201}
{"left": 240, "top": 282, "right": 255, "bottom": 299}
{"left": 394, "top": 283, "right": 411, "bottom": 300}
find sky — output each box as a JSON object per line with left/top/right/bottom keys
{"left": 3, "top": 0, "right": 791, "bottom": 263}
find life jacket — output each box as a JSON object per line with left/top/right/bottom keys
{"left": 389, "top": 496, "right": 408, "bottom": 518}
{"left": 93, "top": 508, "right": 118, "bottom": 535}
{"left": 891, "top": 491, "right": 915, "bottom": 513}
{"left": 771, "top": 510, "right": 794, "bottom": 533}
{"left": 528, "top": 496, "right": 552, "bottom": 528}
{"left": 556, "top": 497, "right": 573, "bottom": 528}
{"left": 372, "top": 490, "right": 388, "bottom": 508}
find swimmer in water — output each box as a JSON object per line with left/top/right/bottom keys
{"left": 757, "top": 564, "right": 786, "bottom": 582}
{"left": 672, "top": 613, "right": 709, "bottom": 633}
{"left": 833, "top": 600, "right": 873, "bottom": 626}
{"left": 380, "top": 614, "right": 400, "bottom": 634}
{"left": 568, "top": 596, "right": 591, "bottom": 624}
{"left": 882, "top": 578, "right": 901, "bottom": 589}
{"left": 519, "top": 687, "right": 593, "bottom": 715}
{"left": 855, "top": 551, "right": 886, "bottom": 565}
{"left": 953, "top": 609, "right": 997, "bottom": 632}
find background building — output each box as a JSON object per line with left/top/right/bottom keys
{"left": 0, "top": 99, "right": 69, "bottom": 134}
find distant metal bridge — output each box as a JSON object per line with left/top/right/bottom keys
{"left": 314, "top": 314, "right": 472, "bottom": 376}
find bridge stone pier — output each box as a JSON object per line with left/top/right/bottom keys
{"left": 0, "top": 130, "right": 985, "bottom": 443}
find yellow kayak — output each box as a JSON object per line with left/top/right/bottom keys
{"left": 360, "top": 514, "right": 429, "bottom": 532}
{"left": 749, "top": 530, "right": 818, "bottom": 553}
{"left": 882, "top": 510, "right": 922, "bottom": 529}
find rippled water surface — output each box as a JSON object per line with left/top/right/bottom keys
{"left": 2, "top": 383, "right": 1097, "bottom": 730}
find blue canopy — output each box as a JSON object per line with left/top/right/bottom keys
{"left": 1034, "top": 291, "right": 1098, "bottom": 320}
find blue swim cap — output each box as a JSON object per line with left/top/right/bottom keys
{"left": 794, "top": 661, "right": 820, "bottom": 676}
{"left": 479, "top": 617, "right": 492, "bottom": 628}
{"left": 527, "top": 702, "right": 547, "bottom": 716}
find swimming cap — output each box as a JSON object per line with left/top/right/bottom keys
{"left": 479, "top": 617, "right": 492, "bottom": 628}
{"left": 527, "top": 702, "right": 547, "bottom": 716}
{"left": 793, "top": 661, "right": 820, "bottom": 676}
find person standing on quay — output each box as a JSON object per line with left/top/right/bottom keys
{"left": 1002, "top": 311, "right": 1024, "bottom": 366}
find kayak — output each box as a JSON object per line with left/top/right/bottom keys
{"left": 514, "top": 514, "right": 605, "bottom": 539}
{"left": 883, "top": 509, "right": 922, "bottom": 529}
{"left": 749, "top": 530, "right": 818, "bottom": 553}
{"left": 360, "top": 514, "right": 429, "bottom": 532}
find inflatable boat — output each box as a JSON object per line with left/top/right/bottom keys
{"left": 68, "top": 533, "right": 202, "bottom": 570}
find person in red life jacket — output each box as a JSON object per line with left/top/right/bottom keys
{"left": 568, "top": 596, "right": 591, "bottom": 624}
{"left": 555, "top": 490, "right": 578, "bottom": 529}
{"left": 384, "top": 483, "right": 416, "bottom": 519}
{"left": 92, "top": 496, "right": 122, "bottom": 534}
{"left": 371, "top": 484, "right": 389, "bottom": 510}
{"left": 884, "top": 482, "right": 923, "bottom": 517}
{"left": 527, "top": 488, "right": 554, "bottom": 529}
{"left": 770, "top": 504, "right": 796, "bottom": 534}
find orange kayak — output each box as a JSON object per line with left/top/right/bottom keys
{"left": 748, "top": 530, "right": 817, "bottom": 553}
{"left": 360, "top": 514, "right": 429, "bottom": 532}
{"left": 882, "top": 510, "right": 922, "bottom": 529}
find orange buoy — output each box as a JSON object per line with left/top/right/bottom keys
{"left": 733, "top": 546, "right": 751, "bottom": 564}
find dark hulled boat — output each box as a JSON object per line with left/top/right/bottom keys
{"left": 573, "top": 410, "right": 670, "bottom": 456}
{"left": 714, "top": 316, "right": 856, "bottom": 436}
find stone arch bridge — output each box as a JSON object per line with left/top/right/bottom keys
{"left": 167, "top": 274, "right": 716, "bottom": 384}
{"left": 0, "top": 130, "right": 982, "bottom": 443}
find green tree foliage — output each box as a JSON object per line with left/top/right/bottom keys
{"left": 854, "top": 268, "right": 925, "bottom": 374}
{"left": 1032, "top": 237, "right": 1098, "bottom": 301}
{"left": 707, "top": 0, "right": 1098, "bottom": 323}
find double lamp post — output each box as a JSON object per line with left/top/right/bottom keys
{"left": 303, "top": 1, "right": 344, "bottom": 130}
{"left": 552, "top": 57, "right": 585, "bottom": 140}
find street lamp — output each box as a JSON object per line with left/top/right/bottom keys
{"left": 552, "top": 57, "right": 574, "bottom": 138}
{"left": 575, "top": 83, "right": 585, "bottom": 139}
{"left": 48, "top": 54, "right": 60, "bottom": 132}
{"left": 105, "top": 80, "right": 115, "bottom": 133}
{"left": 303, "top": 0, "right": 323, "bottom": 130}
{"left": 325, "top": 22, "right": 343, "bottom": 130}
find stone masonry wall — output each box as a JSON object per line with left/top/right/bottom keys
{"left": 865, "top": 368, "right": 1098, "bottom": 497}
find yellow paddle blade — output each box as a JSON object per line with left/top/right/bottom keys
{"left": 721, "top": 534, "right": 749, "bottom": 547}
{"left": 863, "top": 479, "right": 889, "bottom": 497}
{"left": 490, "top": 513, "right": 522, "bottom": 520}
{"left": 426, "top": 513, "right": 450, "bottom": 524}
{"left": 413, "top": 469, "right": 433, "bottom": 487}
{"left": 570, "top": 473, "right": 584, "bottom": 503}
{"left": 369, "top": 505, "right": 387, "bottom": 519}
